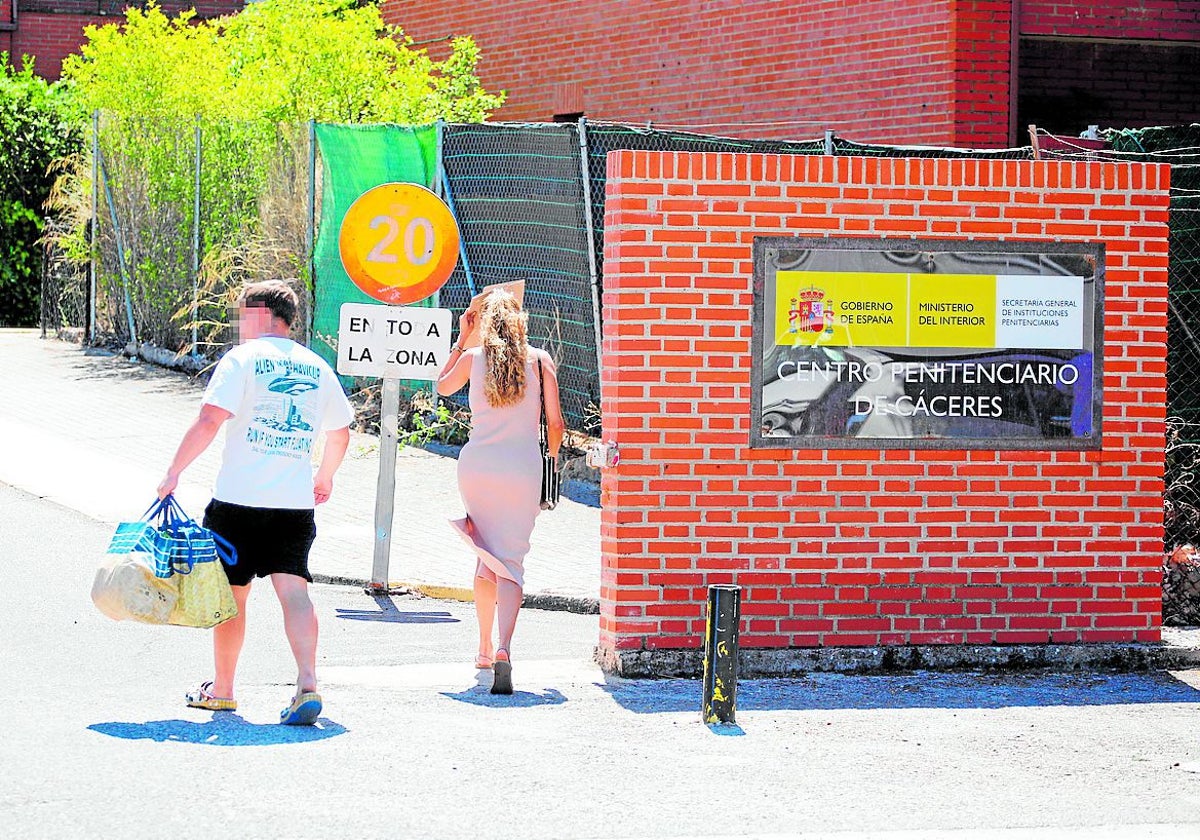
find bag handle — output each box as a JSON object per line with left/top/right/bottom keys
{"left": 212, "top": 531, "right": 239, "bottom": 566}
{"left": 144, "top": 494, "right": 239, "bottom": 570}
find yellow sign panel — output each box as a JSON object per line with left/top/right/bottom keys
{"left": 777, "top": 271, "right": 1005, "bottom": 348}
{"left": 339, "top": 183, "right": 460, "bottom": 306}
{"left": 776, "top": 271, "right": 908, "bottom": 347}
{"left": 908, "top": 274, "right": 995, "bottom": 348}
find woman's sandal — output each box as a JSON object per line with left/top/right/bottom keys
{"left": 475, "top": 654, "right": 493, "bottom": 670}
{"left": 280, "top": 690, "right": 323, "bottom": 726}
{"left": 185, "top": 681, "right": 236, "bottom": 712}
{"left": 490, "top": 650, "right": 513, "bottom": 695}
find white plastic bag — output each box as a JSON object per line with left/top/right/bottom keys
{"left": 91, "top": 551, "right": 179, "bottom": 624}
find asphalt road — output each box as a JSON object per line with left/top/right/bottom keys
{"left": 3, "top": 482, "right": 1200, "bottom": 840}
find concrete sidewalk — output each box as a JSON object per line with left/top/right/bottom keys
{"left": 0, "top": 329, "right": 601, "bottom": 608}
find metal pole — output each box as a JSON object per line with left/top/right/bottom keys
{"left": 369, "top": 376, "right": 401, "bottom": 590}
{"left": 430, "top": 119, "right": 446, "bottom": 399}
{"left": 437, "top": 129, "right": 477, "bottom": 297}
{"left": 39, "top": 239, "right": 48, "bottom": 339}
{"left": 701, "top": 584, "right": 741, "bottom": 725}
{"left": 577, "top": 116, "right": 604, "bottom": 386}
{"left": 306, "top": 119, "right": 317, "bottom": 347}
{"left": 88, "top": 110, "right": 99, "bottom": 342}
{"left": 98, "top": 152, "right": 137, "bottom": 347}
{"left": 191, "top": 116, "right": 202, "bottom": 354}
{"left": 824, "top": 129, "right": 835, "bottom": 156}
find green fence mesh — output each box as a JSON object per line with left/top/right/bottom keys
{"left": 311, "top": 123, "right": 438, "bottom": 367}
{"left": 439, "top": 122, "right": 599, "bottom": 431}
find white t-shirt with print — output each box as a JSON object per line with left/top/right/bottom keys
{"left": 203, "top": 336, "right": 354, "bottom": 509}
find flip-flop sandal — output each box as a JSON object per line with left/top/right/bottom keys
{"left": 280, "top": 691, "right": 322, "bottom": 725}
{"left": 475, "top": 655, "right": 493, "bottom": 669}
{"left": 490, "top": 655, "right": 513, "bottom": 695}
{"left": 185, "top": 681, "right": 236, "bottom": 712}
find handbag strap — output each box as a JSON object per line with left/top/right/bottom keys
{"left": 536, "top": 353, "right": 547, "bottom": 432}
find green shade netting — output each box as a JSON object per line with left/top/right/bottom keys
{"left": 311, "top": 123, "right": 438, "bottom": 372}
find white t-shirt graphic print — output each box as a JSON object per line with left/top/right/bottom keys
{"left": 203, "top": 336, "right": 354, "bottom": 509}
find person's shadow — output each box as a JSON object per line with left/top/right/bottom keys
{"left": 88, "top": 713, "right": 347, "bottom": 746}
{"left": 440, "top": 669, "right": 568, "bottom": 708}
{"left": 335, "top": 594, "right": 459, "bottom": 624}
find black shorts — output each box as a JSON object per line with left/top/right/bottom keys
{"left": 202, "top": 499, "right": 317, "bottom": 587}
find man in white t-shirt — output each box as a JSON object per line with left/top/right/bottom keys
{"left": 157, "top": 280, "right": 354, "bottom": 725}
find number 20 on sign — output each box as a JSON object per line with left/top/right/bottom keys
{"left": 338, "top": 182, "right": 460, "bottom": 305}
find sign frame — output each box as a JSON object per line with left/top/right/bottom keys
{"left": 336, "top": 301, "right": 452, "bottom": 381}
{"left": 749, "top": 236, "right": 1106, "bottom": 451}
{"left": 338, "top": 182, "right": 460, "bottom": 306}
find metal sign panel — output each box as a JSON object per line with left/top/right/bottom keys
{"left": 750, "top": 237, "right": 1105, "bottom": 450}
{"left": 336, "top": 302, "right": 452, "bottom": 381}
{"left": 338, "top": 182, "right": 460, "bottom": 306}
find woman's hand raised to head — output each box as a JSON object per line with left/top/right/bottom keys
{"left": 458, "top": 309, "right": 478, "bottom": 343}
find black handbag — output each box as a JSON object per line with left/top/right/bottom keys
{"left": 537, "top": 357, "right": 561, "bottom": 510}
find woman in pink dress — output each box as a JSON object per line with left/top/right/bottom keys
{"left": 436, "top": 290, "right": 564, "bottom": 694}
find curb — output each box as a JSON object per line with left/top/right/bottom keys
{"left": 597, "top": 640, "right": 1200, "bottom": 679}
{"left": 312, "top": 573, "right": 600, "bottom": 614}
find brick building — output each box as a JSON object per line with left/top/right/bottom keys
{"left": 384, "top": 0, "right": 1200, "bottom": 148}
{"left": 0, "top": 1, "right": 243, "bottom": 80}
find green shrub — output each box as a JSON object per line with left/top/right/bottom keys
{"left": 56, "top": 0, "right": 503, "bottom": 348}
{"left": 0, "top": 56, "right": 84, "bottom": 326}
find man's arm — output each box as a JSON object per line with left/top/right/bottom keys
{"left": 157, "top": 403, "right": 233, "bottom": 499}
{"left": 313, "top": 426, "right": 350, "bottom": 505}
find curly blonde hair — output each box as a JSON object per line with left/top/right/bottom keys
{"left": 480, "top": 290, "right": 528, "bottom": 407}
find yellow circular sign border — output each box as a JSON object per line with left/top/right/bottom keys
{"left": 338, "top": 182, "right": 460, "bottom": 306}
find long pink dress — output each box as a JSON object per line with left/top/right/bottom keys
{"left": 450, "top": 346, "right": 547, "bottom": 588}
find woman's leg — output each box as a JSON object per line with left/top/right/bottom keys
{"left": 496, "top": 578, "right": 522, "bottom": 656}
{"left": 211, "top": 582, "right": 252, "bottom": 698}
{"left": 473, "top": 564, "right": 497, "bottom": 664}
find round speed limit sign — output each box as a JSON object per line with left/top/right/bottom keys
{"left": 338, "top": 182, "right": 460, "bottom": 305}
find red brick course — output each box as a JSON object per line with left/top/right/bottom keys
{"left": 6, "top": 1, "right": 241, "bottom": 80}
{"left": 598, "top": 151, "right": 1169, "bottom": 664}
{"left": 1021, "top": 0, "right": 1200, "bottom": 41}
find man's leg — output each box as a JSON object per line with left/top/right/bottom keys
{"left": 271, "top": 573, "right": 318, "bottom": 693}
{"left": 211, "top": 583, "right": 252, "bottom": 698}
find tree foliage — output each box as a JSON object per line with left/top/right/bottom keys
{"left": 63, "top": 0, "right": 503, "bottom": 124}
{"left": 0, "top": 56, "right": 84, "bottom": 326}
{"left": 54, "top": 0, "right": 503, "bottom": 348}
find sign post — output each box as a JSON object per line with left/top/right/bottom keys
{"left": 336, "top": 182, "right": 460, "bottom": 590}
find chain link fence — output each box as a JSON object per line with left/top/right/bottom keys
{"left": 37, "top": 116, "right": 1194, "bottom": 447}
{"left": 439, "top": 122, "right": 600, "bottom": 431}
{"left": 1089, "top": 125, "right": 1200, "bottom": 555}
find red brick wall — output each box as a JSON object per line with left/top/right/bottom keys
{"left": 8, "top": 1, "right": 242, "bottom": 80}
{"left": 385, "top": 0, "right": 962, "bottom": 145}
{"left": 0, "top": 2, "right": 13, "bottom": 65}
{"left": 598, "top": 151, "right": 1169, "bottom": 670}
{"left": 1020, "top": 0, "right": 1200, "bottom": 40}
{"left": 952, "top": 0, "right": 1013, "bottom": 148}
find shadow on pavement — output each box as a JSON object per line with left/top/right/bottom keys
{"left": 88, "top": 714, "right": 347, "bottom": 746}
{"left": 599, "top": 670, "right": 1200, "bottom": 713}
{"left": 66, "top": 353, "right": 202, "bottom": 392}
{"left": 336, "top": 594, "right": 459, "bottom": 624}
{"left": 440, "top": 686, "right": 568, "bottom": 708}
